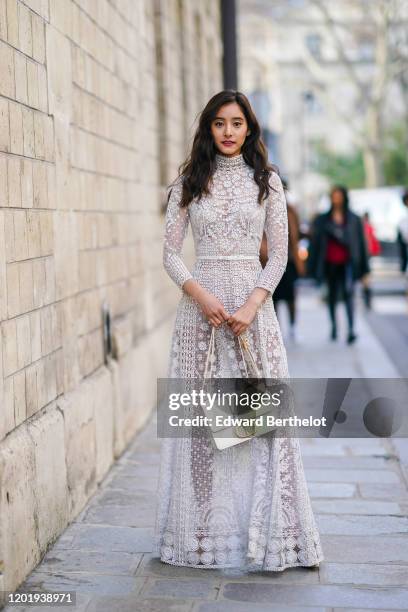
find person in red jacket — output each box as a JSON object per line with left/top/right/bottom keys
{"left": 361, "top": 212, "right": 381, "bottom": 309}
{"left": 307, "top": 186, "right": 370, "bottom": 344}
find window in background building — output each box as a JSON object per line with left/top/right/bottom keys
{"left": 357, "top": 38, "right": 375, "bottom": 61}
{"left": 305, "top": 33, "right": 322, "bottom": 59}
{"left": 302, "top": 90, "right": 323, "bottom": 115}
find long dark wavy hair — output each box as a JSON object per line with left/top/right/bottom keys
{"left": 171, "top": 90, "right": 280, "bottom": 208}
{"left": 329, "top": 185, "right": 350, "bottom": 212}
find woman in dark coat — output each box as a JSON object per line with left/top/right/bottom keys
{"left": 307, "top": 185, "right": 369, "bottom": 344}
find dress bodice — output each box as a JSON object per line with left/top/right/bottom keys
{"left": 163, "top": 152, "right": 288, "bottom": 295}
{"left": 189, "top": 153, "right": 266, "bottom": 258}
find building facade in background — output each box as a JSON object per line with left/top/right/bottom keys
{"left": 239, "top": 0, "right": 407, "bottom": 216}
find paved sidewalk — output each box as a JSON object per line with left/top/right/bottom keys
{"left": 4, "top": 288, "right": 408, "bottom": 612}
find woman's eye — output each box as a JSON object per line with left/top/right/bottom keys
{"left": 215, "top": 122, "right": 242, "bottom": 128}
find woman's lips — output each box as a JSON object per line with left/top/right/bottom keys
{"left": 222, "top": 141, "right": 235, "bottom": 146}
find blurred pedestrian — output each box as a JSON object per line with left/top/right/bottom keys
{"left": 260, "top": 179, "right": 305, "bottom": 342}
{"left": 397, "top": 190, "right": 408, "bottom": 276}
{"left": 361, "top": 211, "right": 381, "bottom": 309}
{"left": 307, "top": 185, "right": 369, "bottom": 344}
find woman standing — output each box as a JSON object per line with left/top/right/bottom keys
{"left": 307, "top": 186, "right": 369, "bottom": 344}
{"left": 155, "top": 90, "right": 323, "bottom": 572}
{"left": 260, "top": 179, "right": 306, "bottom": 343}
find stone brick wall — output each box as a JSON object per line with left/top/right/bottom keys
{"left": 0, "top": 0, "right": 222, "bottom": 596}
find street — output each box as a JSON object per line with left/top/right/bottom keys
{"left": 4, "top": 271, "right": 408, "bottom": 612}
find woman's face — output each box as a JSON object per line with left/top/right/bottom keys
{"left": 210, "top": 102, "right": 249, "bottom": 157}
{"left": 331, "top": 189, "right": 345, "bottom": 209}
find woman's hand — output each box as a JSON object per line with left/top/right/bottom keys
{"left": 227, "top": 288, "right": 268, "bottom": 336}
{"left": 196, "top": 289, "right": 230, "bottom": 328}
{"left": 182, "top": 280, "right": 230, "bottom": 327}
{"left": 227, "top": 301, "right": 258, "bottom": 336}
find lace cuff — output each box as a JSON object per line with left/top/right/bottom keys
{"left": 255, "top": 172, "right": 288, "bottom": 295}
{"left": 163, "top": 176, "right": 193, "bottom": 290}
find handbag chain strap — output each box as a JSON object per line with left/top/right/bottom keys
{"left": 203, "top": 325, "right": 261, "bottom": 380}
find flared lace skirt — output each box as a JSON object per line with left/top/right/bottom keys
{"left": 154, "top": 259, "right": 324, "bottom": 571}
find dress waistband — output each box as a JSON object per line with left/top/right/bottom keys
{"left": 196, "top": 255, "right": 259, "bottom": 261}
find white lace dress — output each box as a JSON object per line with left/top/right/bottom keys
{"left": 154, "top": 152, "right": 324, "bottom": 571}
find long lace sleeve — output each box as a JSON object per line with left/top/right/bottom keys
{"left": 254, "top": 172, "right": 288, "bottom": 294}
{"left": 163, "top": 176, "right": 193, "bottom": 290}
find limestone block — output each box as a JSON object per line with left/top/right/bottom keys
{"left": 42, "top": 114, "right": 54, "bottom": 161}
{"left": 29, "top": 308, "right": 41, "bottom": 361}
{"left": 27, "top": 405, "right": 68, "bottom": 550}
{"left": 50, "top": 301, "right": 61, "bottom": 350}
{"left": 18, "top": 2, "right": 33, "bottom": 57}
{"left": 22, "top": 106, "right": 35, "bottom": 157}
{"left": 0, "top": 422, "right": 40, "bottom": 592}
{"left": 7, "top": 157, "right": 21, "bottom": 207}
{"left": 3, "top": 210, "right": 16, "bottom": 262}
{"left": 19, "top": 260, "right": 34, "bottom": 313}
{"left": 49, "top": 0, "right": 72, "bottom": 38}
{"left": 59, "top": 296, "right": 80, "bottom": 393}
{"left": 108, "top": 357, "right": 126, "bottom": 457}
{"left": 44, "top": 254, "right": 56, "bottom": 304}
{"left": 78, "top": 328, "right": 104, "bottom": 378}
{"left": 27, "top": 60, "right": 39, "bottom": 109}
{"left": 53, "top": 116, "right": 71, "bottom": 207}
{"left": 32, "top": 258, "right": 46, "bottom": 308}
{"left": 13, "top": 369, "right": 26, "bottom": 426}
{"left": 46, "top": 163, "right": 56, "bottom": 208}
{"left": 0, "top": 157, "right": 8, "bottom": 208}
{"left": 78, "top": 250, "right": 97, "bottom": 292}
{"left": 0, "top": 372, "right": 14, "bottom": 439}
{"left": 39, "top": 210, "right": 53, "bottom": 256}
{"left": 6, "top": 262, "right": 20, "bottom": 318}
{"left": 0, "top": 210, "right": 7, "bottom": 320}
{"left": 9, "top": 102, "right": 23, "bottom": 155}
{"left": 41, "top": 0, "right": 49, "bottom": 21}
{"left": 0, "top": 0, "right": 6, "bottom": 40}
{"left": 0, "top": 323, "right": 3, "bottom": 445}
{"left": 0, "top": 97, "right": 10, "bottom": 152}
{"left": 57, "top": 380, "right": 97, "bottom": 518}
{"left": 31, "top": 11, "right": 45, "bottom": 64}
{"left": 54, "top": 210, "right": 79, "bottom": 301}
{"left": 16, "top": 313, "right": 31, "bottom": 369}
{"left": 40, "top": 304, "right": 53, "bottom": 355}
{"left": 25, "top": 361, "right": 38, "bottom": 417}
{"left": 0, "top": 39, "right": 15, "bottom": 98}
{"left": 1, "top": 318, "right": 18, "bottom": 376}
{"left": 33, "top": 110, "right": 45, "bottom": 158}
{"left": 55, "top": 346, "right": 64, "bottom": 396}
{"left": 26, "top": 209, "right": 41, "bottom": 258}
{"left": 120, "top": 349, "right": 152, "bottom": 445}
{"left": 46, "top": 24, "right": 72, "bottom": 117}
{"left": 37, "top": 63, "right": 48, "bottom": 113}
{"left": 75, "top": 289, "right": 100, "bottom": 337}
{"left": 21, "top": 158, "right": 33, "bottom": 208}
{"left": 13, "top": 209, "right": 28, "bottom": 260}
{"left": 91, "top": 367, "right": 114, "bottom": 483}
{"left": 14, "top": 51, "right": 28, "bottom": 105}
{"left": 24, "top": 0, "right": 48, "bottom": 21}
{"left": 32, "top": 161, "right": 48, "bottom": 208}
{"left": 111, "top": 315, "right": 133, "bottom": 359}
{"left": 43, "top": 351, "right": 57, "bottom": 404}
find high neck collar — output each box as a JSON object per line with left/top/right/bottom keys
{"left": 215, "top": 152, "right": 246, "bottom": 170}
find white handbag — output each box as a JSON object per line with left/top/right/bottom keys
{"left": 202, "top": 326, "right": 276, "bottom": 450}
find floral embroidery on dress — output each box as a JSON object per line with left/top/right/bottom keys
{"left": 156, "top": 152, "right": 324, "bottom": 571}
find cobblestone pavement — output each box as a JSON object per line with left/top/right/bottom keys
{"left": 4, "top": 285, "right": 408, "bottom": 612}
